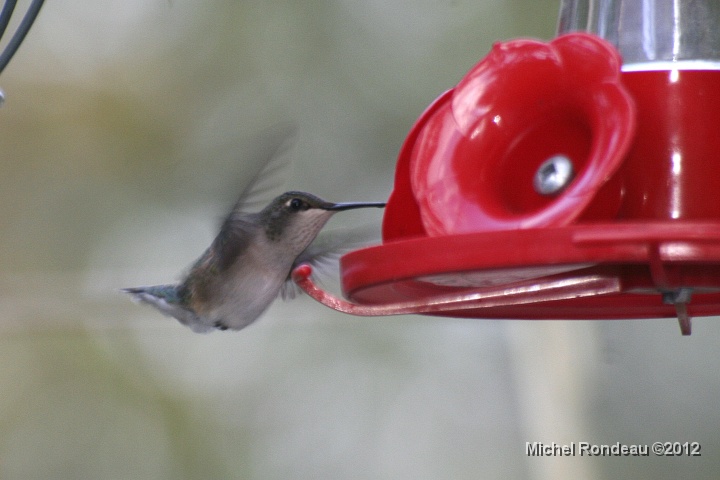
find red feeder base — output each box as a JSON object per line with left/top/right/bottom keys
{"left": 324, "top": 221, "right": 720, "bottom": 335}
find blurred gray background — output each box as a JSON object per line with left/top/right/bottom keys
{"left": 0, "top": 0, "right": 718, "bottom": 479}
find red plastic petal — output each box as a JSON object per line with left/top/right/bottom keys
{"left": 402, "top": 33, "right": 636, "bottom": 235}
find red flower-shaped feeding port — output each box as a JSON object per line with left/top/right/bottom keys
{"left": 387, "top": 33, "right": 635, "bottom": 238}
{"left": 292, "top": 33, "right": 720, "bottom": 335}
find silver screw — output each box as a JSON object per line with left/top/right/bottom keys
{"left": 533, "top": 154, "right": 574, "bottom": 195}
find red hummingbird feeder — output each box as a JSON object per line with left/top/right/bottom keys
{"left": 293, "top": 0, "right": 720, "bottom": 335}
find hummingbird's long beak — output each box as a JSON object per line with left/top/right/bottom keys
{"left": 324, "top": 201, "right": 386, "bottom": 211}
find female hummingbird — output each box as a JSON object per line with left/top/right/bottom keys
{"left": 124, "top": 129, "right": 385, "bottom": 332}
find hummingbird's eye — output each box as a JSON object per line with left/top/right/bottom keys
{"left": 288, "top": 198, "right": 306, "bottom": 211}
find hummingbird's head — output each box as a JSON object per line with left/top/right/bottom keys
{"left": 261, "top": 191, "right": 385, "bottom": 252}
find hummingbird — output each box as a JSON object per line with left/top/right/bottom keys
{"left": 123, "top": 130, "right": 385, "bottom": 332}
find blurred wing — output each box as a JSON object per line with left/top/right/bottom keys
{"left": 206, "top": 214, "right": 259, "bottom": 272}
{"left": 280, "top": 226, "right": 382, "bottom": 300}
{"left": 198, "top": 123, "right": 295, "bottom": 273}
{"left": 231, "top": 122, "right": 297, "bottom": 214}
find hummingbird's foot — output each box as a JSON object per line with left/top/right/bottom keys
{"left": 213, "top": 320, "right": 229, "bottom": 331}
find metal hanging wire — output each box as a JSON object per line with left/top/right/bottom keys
{"left": 0, "top": 0, "right": 44, "bottom": 76}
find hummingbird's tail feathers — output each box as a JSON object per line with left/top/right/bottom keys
{"left": 123, "top": 284, "right": 183, "bottom": 304}
{"left": 123, "top": 284, "right": 211, "bottom": 333}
